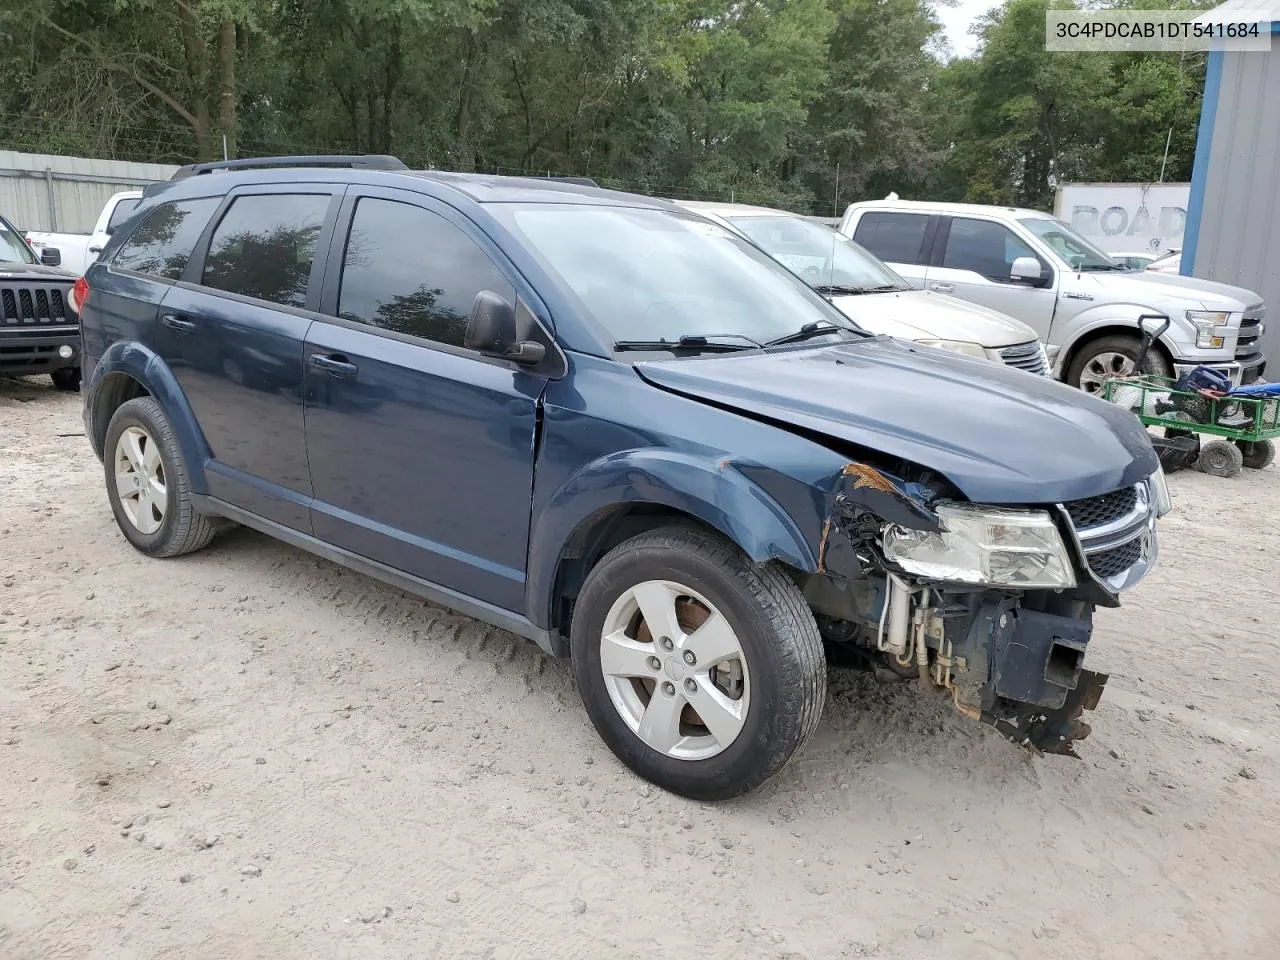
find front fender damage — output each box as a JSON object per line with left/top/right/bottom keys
{"left": 812, "top": 460, "right": 1110, "bottom": 759}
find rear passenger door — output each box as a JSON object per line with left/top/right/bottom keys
{"left": 303, "top": 188, "right": 548, "bottom": 613}
{"left": 157, "top": 186, "right": 342, "bottom": 530}
{"left": 849, "top": 211, "right": 934, "bottom": 289}
{"left": 924, "top": 216, "right": 1057, "bottom": 339}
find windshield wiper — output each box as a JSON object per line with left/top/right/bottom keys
{"left": 763, "top": 321, "right": 848, "bottom": 347}
{"left": 613, "top": 333, "right": 760, "bottom": 353}
{"left": 815, "top": 283, "right": 906, "bottom": 296}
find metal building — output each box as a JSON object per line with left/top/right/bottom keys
{"left": 1183, "top": 1, "right": 1280, "bottom": 365}
{"left": 0, "top": 151, "right": 177, "bottom": 234}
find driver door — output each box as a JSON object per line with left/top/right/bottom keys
{"left": 303, "top": 188, "right": 547, "bottom": 612}
{"left": 924, "top": 216, "right": 1057, "bottom": 339}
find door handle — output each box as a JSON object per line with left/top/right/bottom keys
{"left": 88, "top": 245, "right": 104, "bottom": 254}
{"left": 161, "top": 314, "right": 196, "bottom": 333}
{"left": 309, "top": 353, "right": 358, "bottom": 377}
{"left": 930, "top": 282, "right": 954, "bottom": 293}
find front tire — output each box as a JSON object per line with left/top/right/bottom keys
{"left": 1196, "top": 439, "right": 1244, "bottom": 478}
{"left": 50, "top": 367, "right": 81, "bottom": 392}
{"left": 1238, "top": 439, "right": 1275, "bottom": 470}
{"left": 1066, "top": 334, "right": 1171, "bottom": 395}
{"left": 570, "top": 525, "right": 826, "bottom": 801}
{"left": 103, "top": 397, "right": 218, "bottom": 557}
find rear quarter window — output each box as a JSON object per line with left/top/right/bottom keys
{"left": 851, "top": 211, "right": 931, "bottom": 265}
{"left": 112, "top": 198, "right": 220, "bottom": 281}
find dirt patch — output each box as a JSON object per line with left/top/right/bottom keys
{"left": 2, "top": 374, "right": 1279, "bottom": 959}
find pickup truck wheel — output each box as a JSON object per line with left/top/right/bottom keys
{"left": 50, "top": 367, "right": 81, "bottom": 392}
{"left": 103, "top": 397, "right": 218, "bottom": 557}
{"left": 1067, "top": 334, "right": 1171, "bottom": 395}
{"left": 570, "top": 525, "right": 826, "bottom": 801}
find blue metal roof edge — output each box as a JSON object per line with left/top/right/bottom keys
{"left": 1181, "top": 20, "right": 1280, "bottom": 277}
{"left": 1182, "top": 49, "right": 1225, "bottom": 276}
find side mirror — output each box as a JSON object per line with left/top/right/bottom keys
{"left": 464, "top": 290, "right": 545, "bottom": 365}
{"left": 1010, "top": 256, "right": 1042, "bottom": 284}
{"left": 40, "top": 247, "right": 62, "bottom": 267}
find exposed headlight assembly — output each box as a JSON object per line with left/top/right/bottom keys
{"left": 1186, "top": 310, "right": 1233, "bottom": 350}
{"left": 916, "top": 339, "right": 989, "bottom": 360}
{"left": 883, "top": 503, "right": 1076, "bottom": 589}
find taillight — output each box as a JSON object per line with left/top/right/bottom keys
{"left": 68, "top": 275, "right": 90, "bottom": 315}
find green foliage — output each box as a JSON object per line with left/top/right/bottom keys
{"left": 0, "top": 0, "right": 1211, "bottom": 213}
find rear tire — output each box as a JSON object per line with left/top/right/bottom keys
{"left": 1066, "top": 334, "right": 1171, "bottom": 395}
{"left": 103, "top": 397, "right": 218, "bottom": 557}
{"left": 570, "top": 525, "right": 826, "bottom": 801}
{"left": 1196, "top": 439, "right": 1244, "bottom": 478}
{"left": 1238, "top": 439, "right": 1275, "bottom": 470}
{"left": 50, "top": 367, "right": 81, "bottom": 392}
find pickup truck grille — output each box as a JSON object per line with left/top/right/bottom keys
{"left": 1237, "top": 304, "right": 1264, "bottom": 360}
{"left": 1060, "top": 483, "right": 1152, "bottom": 587}
{"left": 1, "top": 284, "right": 71, "bottom": 327}
{"left": 998, "top": 340, "right": 1048, "bottom": 376}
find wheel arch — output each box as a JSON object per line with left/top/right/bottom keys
{"left": 1057, "top": 323, "right": 1173, "bottom": 384}
{"left": 526, "top": 451, "right": 820, "bottom": 656}
{"left": 85, "top": 342, "right": 210, "bottom": 491}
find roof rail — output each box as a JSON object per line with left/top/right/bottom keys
{"left": 528, "top": 175, "right": 599, "bottom": 187}
{"left": 169, "top": 155, "right": 408, "bottom": 181}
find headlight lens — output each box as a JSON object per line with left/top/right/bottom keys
{"left": 916, "top": 339, "right": 989, "bottom": 360}
{"left": 1187, "top": 310, "right": 1232, "bottom": 349}
{"left": 883, "top": 503, "right": 1076, "bottom": 588}
{"left": 1148, "top": 464, "right": 1172, "bottom": 517}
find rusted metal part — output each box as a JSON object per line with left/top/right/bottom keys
{"left": 833, "top": 463, "right": 941, "bottom": 532}
{"left": 817, "top": 461, "right": 941, "bottom": 577}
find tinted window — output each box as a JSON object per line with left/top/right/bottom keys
{"left": 942, "top": 218, "right": 1041, "bottom": 280}
{"left": 852, "top": 212, "right": 930, "bottom": 264}
{"left": 202, "top": 194, "right": 329, "bottom": 308}
{"left": 106, "top": 198, "right": 140, "bottom": 234}
{"left": 338, "top": 198, "right": 513, "bottom": 348}
{"left": 113, "top": 198, "right": 220, "bottom": 281}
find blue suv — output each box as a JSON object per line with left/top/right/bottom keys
{"left": 80, "top": 156, "right": 1169, "bottom": 800}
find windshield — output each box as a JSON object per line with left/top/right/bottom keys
{"left": 726, "top": 214, "right": 908, "bottom": 290}
{"left": 1018, "top": 217, "right": 1121, "bottom": 271}
{"left": 498, "top": 204, "right": 857, "bottom": 345}
{"left": 0, "top": 218, "right": 35, "bottom": 265}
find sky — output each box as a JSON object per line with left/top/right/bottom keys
{"left": 936, "top": 0, "right": 998, "bottom": 58}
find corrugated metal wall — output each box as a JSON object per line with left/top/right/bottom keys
{"left": 0, "top": 151, "right": 178, "bottom": 234}
{"left": 1192, "top": 49, "right": 1280, "bottom": 366}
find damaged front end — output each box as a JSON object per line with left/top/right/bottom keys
{"left": 804, "top": 460, "right": 1168, "bottom": 756}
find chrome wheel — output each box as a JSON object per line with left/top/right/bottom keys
{"left": 114, "top": 425, "right": 166, "bottom": 535}
{"left": 1078, "top": 350, "right": 1135, "bottom": 394}
{"left": 599, "top": 579, "right": 751, "bottom": 761}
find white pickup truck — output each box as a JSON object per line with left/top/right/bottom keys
{"left": 25, "top": 190, "right": 143, "bottom": 275}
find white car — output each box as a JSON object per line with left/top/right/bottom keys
{"left": 1145, "top": 249, "right": 1183, "bottom": 274}
{"left": 673, "top": 200, "right": 1049, "bottom": 375}
{"left": 25, "top": 190, "right": 143, "bottom": 275}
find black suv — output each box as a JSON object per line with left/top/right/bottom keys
{"left": 79, "top": 156, "right": 1169, "bottom": 799}
{"left": 1, "top": 213, "right": 80, "bottom": 389}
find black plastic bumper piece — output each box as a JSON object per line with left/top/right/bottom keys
{"left": 0, "top": 329, "right": 80, "bottom": 374}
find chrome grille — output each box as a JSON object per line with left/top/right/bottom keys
{"left": 1061, "top": 483, "right": 1152, "bottom": 587}
{"left": 1238, "top": 303, "right": 1264, "bottom": 359}
{"left": 998, "top": 340, "right": 1049, "bottom": 376}
{"left": 1063, "top": 486, "right": 1137, "bottom": 529}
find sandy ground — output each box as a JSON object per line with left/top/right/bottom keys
{"left": 2, "top": 373, "right": 1279, "bottom": 960}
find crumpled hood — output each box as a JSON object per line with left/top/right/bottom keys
{"left": 1076, "top": 270, "right": 1260, "bottom": 311}
{"left": 829, "top": 290, "right": 1037, "bottom": 348}
{"left": 635, "top": 337, "right": 1159, "bottom": 504}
